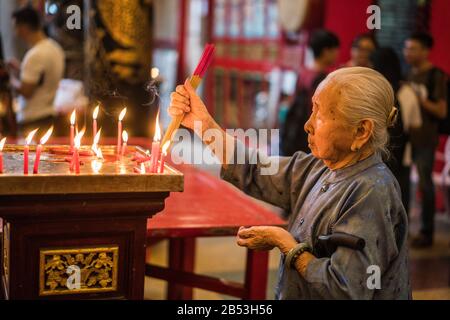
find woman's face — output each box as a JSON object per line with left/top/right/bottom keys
{"left": 304, "top": 82, "right": 356, "bottom": 165}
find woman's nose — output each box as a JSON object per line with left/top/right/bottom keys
{"left": 304, "top": 118, "right": 313, "bottom": 135}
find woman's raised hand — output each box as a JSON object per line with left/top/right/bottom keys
{"left": 168, "top": 79, "right": 214, "bottom": 131}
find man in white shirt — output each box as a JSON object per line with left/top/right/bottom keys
{"left": 8, "top": 7, "right": 65, "bottom": 135}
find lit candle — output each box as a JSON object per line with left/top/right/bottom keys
{"left": 0, "top": 137, "right": 6, "bottom": 174}
{"left": 92, "top": 128, "right": 102, "bottom": 156}
{"left": 150, "top": 111, "right": 161, "bottom": 173}
{"left": 159, "top": 141, "right": 170, "bottom": 173}
{"left": 70, "top": 109, "right": 76, "bottom": 152}
{"left": 73, "top": 129, "right": 85, "bottom": 174}
{"left": 93, "top": 105, "right": 99, "bottom": 140}
{"left": 33, "top": 126, "right": 53, "bottom": 174}
{"left": 117, "top": 107, "right": 127, "bottom": 155}
{"left": 121, "top": 130, "right": 128, "bottom": 157}
{"left": 24, "top": 129, "right": 38, "bottom": 175}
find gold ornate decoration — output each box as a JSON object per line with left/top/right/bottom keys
{"left": 39, "top": 246, "right": 119, "bottom": 296}
{"left": 94, "top": 0, "right": 152, "bottom": 83}
{"left": 97, "top": 0, "right": 149, "bottom": 48}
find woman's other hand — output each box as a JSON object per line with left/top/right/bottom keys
{"left": 236, "top": 226, "right": 297, "bottom": 253}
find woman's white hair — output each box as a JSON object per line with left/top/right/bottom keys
{"left": 320, "top": 66, "right": 397, "bottom": 157}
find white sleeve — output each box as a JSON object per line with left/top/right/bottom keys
{"left": 397, "top": 85, "right": 422, "bottom": 131}
{"left": 20, "top": 51, "right": 44, "bottom": 84}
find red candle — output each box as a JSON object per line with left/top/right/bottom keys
{"left": 0, "top": 137, "right": 6, "bottom": 174}
{"left": 24, "top": 129, "right": 38, "bottom": 175}
{"left": 150, "top": 141, "right": 160, "bottom": 173}
{"left": 121, "top": 130, "right": 128, "bottom": 157}
{"left": 24, "top": 146, "right": 29, "bottom": 174}
{"left": 150, "top": 111, "right": 161, "bottom": 173}
{"left": 93, "top": 105, "right": 99, "bottom": 140}
{"left": 33, "top": 126, "right": 53, "bottom": 174}
{"left": 33, "top": 145, "right": 42, "bottom": 174}
{"left": 159, "top": 141, "right": 170, "bottom": 173}
{"left": 117, "top": 108, "right": 127, "bottom": 155}
{"left": 72, "top": 129, "right": 85, "bottom": 174}
{"left": 72, "top": 147, "right": 79, "bottom": 174}
{"left": 70, "top": 110, "right": 76, "bottom": 152}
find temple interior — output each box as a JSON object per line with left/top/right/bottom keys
{"left": 0, "top": 0, "right": 449, "bottom": 301}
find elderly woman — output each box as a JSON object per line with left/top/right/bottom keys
{"left": 168, "top": 67, "right": 411, "bottom": 300}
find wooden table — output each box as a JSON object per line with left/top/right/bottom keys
{"left": 146, "top": 165, "right": 286, "bottom": 300}
{"left": 0, "top": 144, "right": 183, "bottom": 300}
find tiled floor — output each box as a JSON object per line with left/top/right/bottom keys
{"left": 408, "top": 205, "right": 450, "bottom": 299}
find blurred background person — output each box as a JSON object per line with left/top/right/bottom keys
{"left": 281, "top": 29, "right": 340, "bottom": 156}
{"left": 0, "top": 32, "right": 16, "bottom": 136}
{"left": 403, "top": 32, "right": 448, "bottom": 248}
{"left": 370, "top": 47, "right": 422, "bottom": 217}
{"left": 345, "top": 33, "right": 378, "bottom": 68}
{"left": 7, "top": 6, "right": 65, "bottom": 136}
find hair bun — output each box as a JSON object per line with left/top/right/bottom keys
{"left": 387, "top": 107, "right": 398, "bottom": 128}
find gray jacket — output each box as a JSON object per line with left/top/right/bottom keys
{"left": 221, "top": 145, "right": 411, "bottom": 300}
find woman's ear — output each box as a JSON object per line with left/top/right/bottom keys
{"left": 351, "top": 119, "right": 374, "bottom": 151}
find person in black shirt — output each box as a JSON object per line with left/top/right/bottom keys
{"left": 403, "top": 32, "right": 448, "bottom": 248}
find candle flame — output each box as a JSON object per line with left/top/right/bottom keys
{"left": 74, "top": 128, "right": 85, "bottom": 149}
{"left": 93, "top": 105, "right": 100, "bottom": 120}
{"left": 70, "top": 109, "right": 76, "bottom": 125}
{"left": 122, "top": 130, "right": 128, "bottom": 143}
{"left": 40, "top": 126, "right": 54, "bottom": 145}
{"left": 0, "top": 137, "right": 6, "bottom": 151}
{"left": 93, "top": 128, "right": 102, "bottom": 147}
{"left": 119, "top": 107, "right": 127, "bottom": 121}
{"left": 25, "top": 128, "right": 39, "bottom": 145}
{"left": 162, "top": 141, "right": 170, "bottom": 156}
{"left": 151, "top": 67, "right": 160, "bottom": 79}
{"left": 153, "top": 111, "right": 161, "bottom": 142}
{"left": 140, "top": 163, "right": 146, "bottom": 174}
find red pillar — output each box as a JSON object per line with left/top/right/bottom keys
{"left": 244, "top": 250, "right": 269, "bottom": 300}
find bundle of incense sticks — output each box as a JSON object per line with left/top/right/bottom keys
{"left": 161, "top": 43, "right": 215, "bottom": 147}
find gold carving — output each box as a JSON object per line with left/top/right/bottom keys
{"left": 39, "top": 246, "right": 118, "bottom": 296}
{"left": 97, "top": 0, "right": 149, "bottom": 48}
{"left": 95, "top": 0, "right": 152, "bottom": 83}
